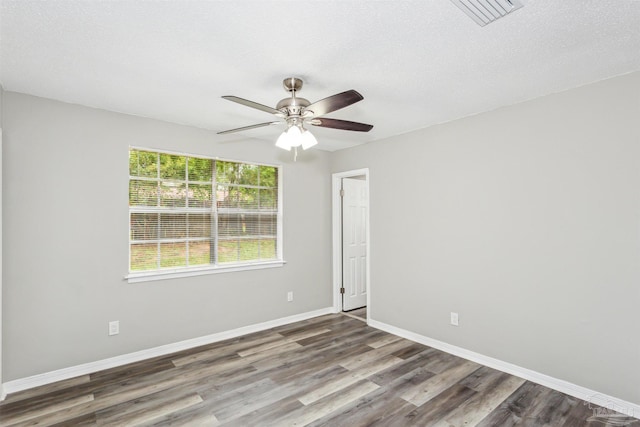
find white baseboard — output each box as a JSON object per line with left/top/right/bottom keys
{"left": 1, "top": 307, "right": 333, "bottom": 399}
{"left": 369, "top": 319, "right": 640, "bottom": 418}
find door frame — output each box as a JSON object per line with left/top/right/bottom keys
{"left": 332, "top": 168, "right": 370, "bottom": 322}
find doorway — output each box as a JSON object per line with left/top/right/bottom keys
{"left": 332, "top": 169, "right": 370, "bottom": 322}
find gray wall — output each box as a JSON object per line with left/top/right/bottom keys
{"left": 331, "top": 72, "right": 640, "bottom": 405}
{"left": 2, "top": 92, "right": 333, "bottom": 380}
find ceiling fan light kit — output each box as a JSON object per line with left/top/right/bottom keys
{"left": 275, "top": 124, "right": 318, "bottom": 159}
{"left": 218, "top": 77, "right": 373, "bottom": 159}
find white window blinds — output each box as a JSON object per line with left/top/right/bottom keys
{"left": 129, "top": 149, "right": 280, "bottom": 272}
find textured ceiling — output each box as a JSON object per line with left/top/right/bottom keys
{"left": 1, "top": 0, "right": 639, "bottom": 151}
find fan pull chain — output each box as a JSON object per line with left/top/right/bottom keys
{"left": 293, "top": 146, "right": 298, "bottom": 162}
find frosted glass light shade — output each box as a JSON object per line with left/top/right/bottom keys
{"left": 300, "top": 129, "right": 318, "bottom": 150}
{"left": 287, "top": 125, "right": 302, "bottom": 147}
{"left": 275, "top": 131, "right": 292, "bottom": 150}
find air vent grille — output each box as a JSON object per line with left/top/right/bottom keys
{"left": 450, "top": 0, "right": 524, "bottom": 26}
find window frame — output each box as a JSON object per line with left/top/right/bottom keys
{"left": 125, "top": 147, "right": 284, "bottom": 283}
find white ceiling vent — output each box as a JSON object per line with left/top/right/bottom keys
{"left": 450, "top": 0, "right": 524, "bottom": 26}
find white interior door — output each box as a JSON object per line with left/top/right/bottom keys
{"left": 342, "top": 177, "right": 367, "bottom": 311}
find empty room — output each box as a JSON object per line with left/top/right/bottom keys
{"left": 0, "top": 0, "right": 639, "bottom": 425}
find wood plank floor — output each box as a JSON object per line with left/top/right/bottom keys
{"left": 343, "top": 307, "right": 366, "bottom": 321}
{"left": 1, "top": 313, "right": 638, "bottom": 426}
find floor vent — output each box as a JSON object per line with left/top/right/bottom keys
{"left": 450, "top": 0, "right": 524, "bottom": 26}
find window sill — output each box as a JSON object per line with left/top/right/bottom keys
{"left": 125, "top": 260, "right": 286, "bottom": 283}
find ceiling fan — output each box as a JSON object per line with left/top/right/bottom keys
{"left": 218, "top": 77, "right": 373, "bottom": 155}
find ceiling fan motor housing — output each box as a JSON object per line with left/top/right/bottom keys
{"left": 276, "top": 97, "right": 310, "bottom": 115}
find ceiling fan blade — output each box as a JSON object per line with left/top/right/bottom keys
{"left": 217, "top": 121, "right": 280, "bottom": 135}
{"left": 304, "top": 90, "right": 364, "bottom": 117}
{"left": 309, "top": 118, "right": 373, "bottom": 132}
{"left": 222, "top": 96, "right": 283, "bottom": 116}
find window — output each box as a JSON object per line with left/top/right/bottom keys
{"left": 128, "top": 148, "right": 282, "bottom": 280}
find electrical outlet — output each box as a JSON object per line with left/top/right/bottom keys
{"left": 287, "top": 291, "right": 293, "bottom": 302}
{"left": 109, "top": 320, "right": 120, "bottom": 336}
{"left": 450, "top": 312, "right": 459, "bottom": 326}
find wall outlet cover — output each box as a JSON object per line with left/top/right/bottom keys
{"left": 450, "top": 312, "right": 459, "bottom": 326}
{"left": 108, "top": 320, "right": 120, "bottom": 336}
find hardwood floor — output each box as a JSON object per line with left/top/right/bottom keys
{"left": 1, "top": 313, "right": 638, "bottom": 426}
{"left": 343, "top": 307, "right": 366, "bottom": 321}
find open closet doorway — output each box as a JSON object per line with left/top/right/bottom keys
{"left": 332, "top": 169, "right": 370, "bottom": 323}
